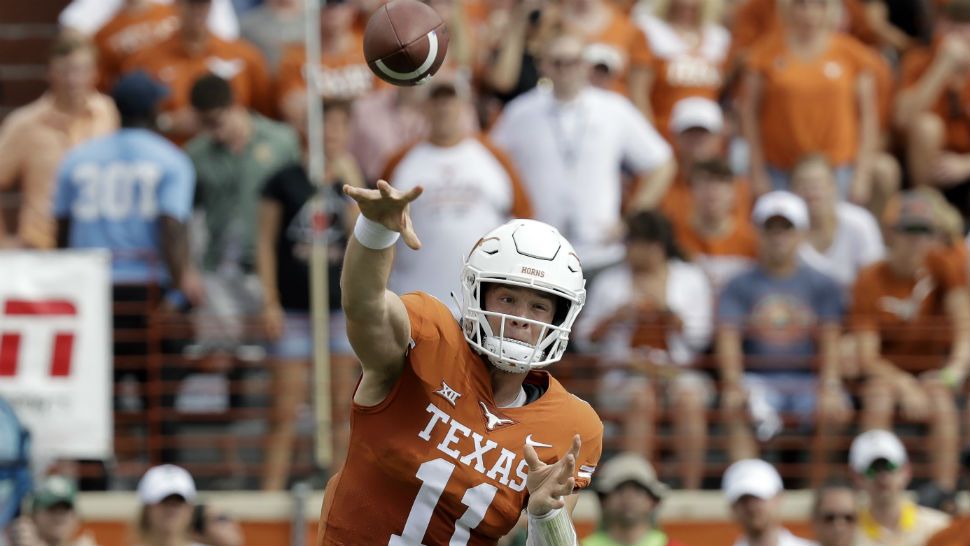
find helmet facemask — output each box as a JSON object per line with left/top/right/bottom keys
{"left": 460, "top": 273, "right": 583, "bottom": 374}
{"left": 458, "top": 220, "right": 587, "bottom": 374}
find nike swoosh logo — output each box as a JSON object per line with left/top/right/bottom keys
{"left": 525, "top": 434, "right": 553, "bottom": 448}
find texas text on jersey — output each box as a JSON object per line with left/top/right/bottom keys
{"left": 317, "top": 292, "right": 603, "bottom": 545}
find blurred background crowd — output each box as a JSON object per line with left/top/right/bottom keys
{"left": 2, "top": 0, "right": 970, "bottom": 543}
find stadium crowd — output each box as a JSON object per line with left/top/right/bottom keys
{"left": 2, "top": 0, "right": 970, "bottom": 542}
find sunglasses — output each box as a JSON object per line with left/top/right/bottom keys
{"left": 864, "top": 460, "right": 900, "bottom": 478}
{"left": 819, "top": 512, "right": 857, "bottom": 524}
{"left": 894, "top": 224, "right": 935, "bottom": 235}
{"left": 549, "top": 58, "right": 582, "bottom": 69}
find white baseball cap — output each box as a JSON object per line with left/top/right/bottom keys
{"left": 669, "top": 97, "right": 724, "bottom": 134}
{"left": 849, "top": 429, "right": 908, "bottom": 474}
{"left": 752, "top": 191, "right": 809, "bottom": 231}
{"left": 583, "top": 43, "right": 624, "bottom": 74}
{"left": 137, "top": 464, "right": 197, "bottom": 504}
{"left": 722, "top": 459, "right": 783, "bottom": 503}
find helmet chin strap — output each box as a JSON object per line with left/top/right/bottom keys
{"left": 483, "top": 336, "right": 545, "bottom": 372}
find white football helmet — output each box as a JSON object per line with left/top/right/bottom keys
{"left": 459, "top": 219, "right": 586, "bottom": 373}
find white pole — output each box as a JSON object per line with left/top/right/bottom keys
{"left": 305, "top": 0, "right": 332, "bottom": 470}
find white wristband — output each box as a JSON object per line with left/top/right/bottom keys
{"left": 526, "top": 507, "right": 577, "bottom": 546}
{"left": 353, "top": 215, "right": 400, "bottom": 250}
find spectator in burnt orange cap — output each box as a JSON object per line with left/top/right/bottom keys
{"left": 121, "top": 0, "right": 272, "bottom": 143}
{"left": 851, "top": 190, "right": 970, "bottom": 490}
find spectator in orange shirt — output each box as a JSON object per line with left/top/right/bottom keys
{"left": 731, "top": 0, "right": 877, "bottom": 57}
{"left": 93, "top": 0, "right": 181, "bottom": 92}
{"left": 671, "top": 158, "right": 758, "bottom": 294}
{"left": 631, "top": 0, "right": 729, "bottom": 139}
{"left": 896, "top": 0, "right": 970, "bottom": 220}
{"left": 851, "top": 190, "right": 970, "bottom": 490}
{"left": 122, "top": 0, "right": 273, "bottom": 143}
{"left": 560, "top": 0, "right": 652, "bottom": 100}
{"left": 660, "top": 97, "right": 753, "bottom": 230}
{"left": 740, "top": 0, "right": 879, "bottom": 204}
{"left": 277, "top": 0, "right": 375, "bottom": 132}
{"left": 0, "top": 32, "right": 118, "bottom": 249}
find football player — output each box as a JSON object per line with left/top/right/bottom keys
{"left": 317, "top": 180, "right": 603, "bottom": 545}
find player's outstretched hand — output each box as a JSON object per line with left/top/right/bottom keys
{"left": 344, "top": 180, "right": 424, "bottom": 250}
{"left": 523, "top": 434, "right": 581, "bottom": 517}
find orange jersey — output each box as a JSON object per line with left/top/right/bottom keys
{"left": 731, "top": 0, "right": 876, "bottom": 54}
{"left": 583, "top": 5, "right": 652, "bottom": 96}
{"left": 318, "top": 293, "right": 603, "bottom": 546}
{"left": 927, "top": 517, "right": 970, "bottom": 546}
{"left": 277, "top": 34, "right": 379, "bottom": 103}
{"left": 900, "top": 43, "right": 970, "bottom": 153}
{"left": 122, "top": 34, "right": 273, "bottom": 119}
{"left": 660, "top": 174, "right": 753, "bottom": 228}
{"left": 670, "top": 210, "right": 758, "bottom": 292}
{"left": 850, "top": 252, "right": 966, "bottom": 371}
{"left": 748, "top": 32, "right": 874, "bottom": 169}
{"left": 639, "top": 16, "right": 729, "bottom": 140}
{"left": 94, "top": 3, "right": 180, "bottom": 91}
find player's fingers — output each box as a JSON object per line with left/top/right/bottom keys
{"left": 400, "top": 208, "right": 422, "bottom": 250}
{"left": 376, "top": 179, "right": 394, "bottom": 197}
{"left": 402, "top": 185, "right": 424, "bottom": 203}
{"left": 557, "top": 453, "right": 576, "bottom": 484}
{"left": 568, "top": 434, "right": 581, "bottom": 459}
{"left": 558, "top": 477, "right": 575, "bottom": 496}
{"left": 523, "top": 443, "right": 541, "bottom": 470}
{"left": 343, "top": 184, "right": 374, "bottom": 201}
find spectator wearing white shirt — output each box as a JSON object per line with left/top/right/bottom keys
{"left": 576, "top": 210, "right": 712, "bottom": 488}
{"left": 793, "top": 154, "right": 885, "bottom": 292}
{"left": 490, "top": 32, "right": 675, "bottom": 272}
{"left": 723, "top": 459, "right": 817, "bottom": 546}
{"left": 383, "top": 75, "right": 533, "bottom": 313}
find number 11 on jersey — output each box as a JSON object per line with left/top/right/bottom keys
{"left": 389, "top": 458, "right": 499, "bottom": 546}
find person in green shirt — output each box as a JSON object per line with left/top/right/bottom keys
{"left": 183, "top": 73, "right": 301, "bottom": 358}
{"left": 583, "top": 453, "right": 689, "bottom": 546}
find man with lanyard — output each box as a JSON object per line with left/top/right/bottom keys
{"left": 490, "top": 32, "right": 674, "bottom": 272}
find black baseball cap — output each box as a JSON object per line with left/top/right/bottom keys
{"left": 111, "top": 71, "right": 169, "bottom": 119}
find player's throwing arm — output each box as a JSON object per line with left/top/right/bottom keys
{"left": 341, "top": 180, "right": 423, "bottom": 407}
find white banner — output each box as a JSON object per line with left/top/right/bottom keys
{"left": 0, "top": 250, "right": 112, "bottom": 460}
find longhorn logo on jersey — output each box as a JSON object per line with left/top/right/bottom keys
{"left": 480, "top": 402, "right": 515, "bottom": 431}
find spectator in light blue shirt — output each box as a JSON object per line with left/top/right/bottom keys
{"left": 716, "top": 191, "right": 851, "bottom": 463}
{"left": 53, "top": 71, "right": 201, "bottom": 426}
{"left": 54, "top": 70, "right": 199, "bottom": 302}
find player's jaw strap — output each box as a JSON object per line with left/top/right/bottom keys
{"left": 526, "top": 507, "right": 577, "bottom": 546}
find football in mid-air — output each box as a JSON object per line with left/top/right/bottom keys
{"left": 363, "top": 0, "right": 449, "bottom": 86}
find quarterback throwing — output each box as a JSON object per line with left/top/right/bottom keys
{"left": 317, "top": 180, "right": 603, "bottom": 545}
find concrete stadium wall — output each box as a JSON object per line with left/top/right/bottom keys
{"left": 73, "top": 490, "right": 819, "bottom": 546}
